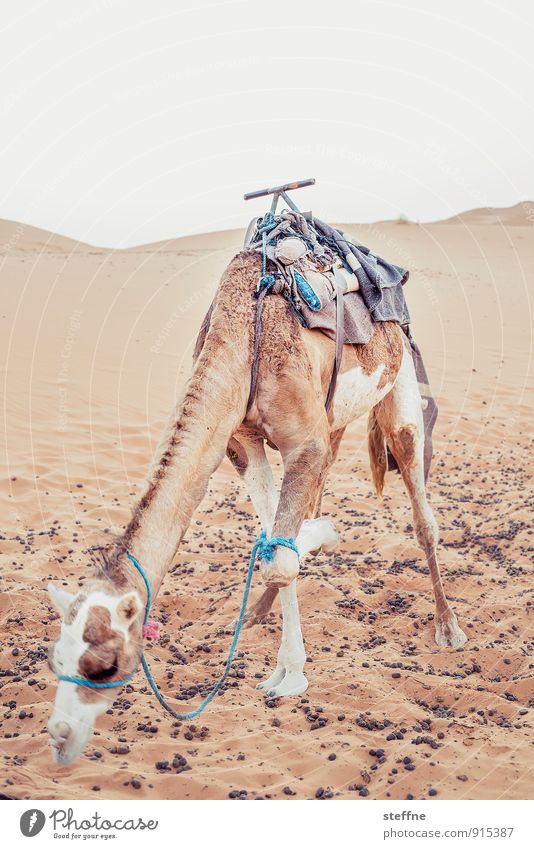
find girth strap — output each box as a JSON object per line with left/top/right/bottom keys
{"left": 246, "top": 286, "right": 269, "bottom": 414}
{"left": 325, "top": 265, "right": 346, "bottom": 411}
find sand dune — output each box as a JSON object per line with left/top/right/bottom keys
{"left": 431, "top": 201, "right": 534, "bottom": 227}
{"left": 0, "top": 218, "right": 93, "bottom": 254}
{"left": 0, "top": 208, "right": 533, "bottom": 801}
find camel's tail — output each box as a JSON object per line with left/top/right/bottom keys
{"left": 367, "top": 408, "right": 387, "bottom": 497}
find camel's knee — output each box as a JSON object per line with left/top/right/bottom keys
{"left": 413, "top": 507, "right": 438, "bottom": 551}
{"left": 294, "top": 437, "right": 331, "bottom": 471}
{"left": 388, "top": 423, "right": 418, "bottom": 473}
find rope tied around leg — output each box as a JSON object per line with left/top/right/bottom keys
{"left": 136, "top": 533, "right": 298, "bottom": 719}
{"left": 255, "top": 529, "right": 299, "bottom": 563}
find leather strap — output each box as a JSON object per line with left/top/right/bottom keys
{"left": 325, "top": 265, "right": 346, "bottom": 411}
{"left": 246, "top": 287, "right": 268, "bottom": 414}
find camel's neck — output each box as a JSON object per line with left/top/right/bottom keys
{"left": 106, "top": 254, "right": 256, "bottom": 600}
{"left": 117, "top": 364, "right": 246, "bottom": 598}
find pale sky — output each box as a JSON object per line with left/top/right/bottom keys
{"left": 0, "top": 0, "right": 533, "bottom": 247}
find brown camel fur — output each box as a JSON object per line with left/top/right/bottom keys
{"left": 46, "top": 250, "right": 466, "bottom": 765}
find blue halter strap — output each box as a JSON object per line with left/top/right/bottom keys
{"left": 57, "top": 532, "right": 299, "bottom": 720}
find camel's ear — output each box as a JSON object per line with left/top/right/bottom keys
{"left": 48, "top": 582, "right": 74, "bottom": 616}
{"left": 117, "top": 592, "right": 143, "bottom": 625}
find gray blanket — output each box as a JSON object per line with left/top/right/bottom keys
{"left": 306, "top": 216, "right": 411, "bottom": 324}
{"left": 299, "top": 289, "right": 374, "bottom": 344}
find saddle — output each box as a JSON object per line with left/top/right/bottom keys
{"left": 243, "top": 208, "right": 437, "bottom": 481}
{"left": 288, "top": 251, "right": 374, "bottom": 346}
{"left": 246, "top": 210, "right": 386, "bottom": 409}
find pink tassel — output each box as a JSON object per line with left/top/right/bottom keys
{"left": 143, "top": 619, "right": 161, "bottom": 641}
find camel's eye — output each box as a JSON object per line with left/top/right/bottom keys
{"left": 85, "top": 660, "right": 118, "bottom": 681}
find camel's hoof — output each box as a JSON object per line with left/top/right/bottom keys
{"left": 256, "top": 666, "right": 285, "bottom": 693}
{"left": 317, "top": 519, "right": 340, "bottom": 554}
{"left": 435, "top": 613, "right": 467, "bottom": 648}
{"left": 301, "top": 517, "right": 340, "bottom": 556}
{"left": 257, "top": 669, "right": 308, "bottom": 698}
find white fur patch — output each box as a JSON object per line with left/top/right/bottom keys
{"left": 55, "top": 590, "right": 140, "bottom": 678}
{"left": 331, "top": 363, "right": 392, "bottom": 429}
{"left": 48, "top": 588, "right": 142, "bottom": 765}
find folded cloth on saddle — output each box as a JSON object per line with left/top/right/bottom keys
{"left": 299, "top": 289, "right": 374, "bottom": 344}
{"left": 308, "top": 216, "right": 411, "bottom": 324}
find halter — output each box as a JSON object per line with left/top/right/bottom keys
{"left": 56, "top": 533, "right": 299, "bottom": 720}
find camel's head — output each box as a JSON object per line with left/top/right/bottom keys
{"left": 47, "top": 581, "right": 144, "bottom": 765}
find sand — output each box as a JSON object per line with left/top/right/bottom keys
{"left": 1, "top": 205, "right": 533, "bottom": 801}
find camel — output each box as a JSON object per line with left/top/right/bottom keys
{"left": 47, "top": 250, "right": 467, "bottom": 765}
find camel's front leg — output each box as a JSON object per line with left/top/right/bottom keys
{"left": 227, "top": 432, "right": 338, "bottom": 627}
{"left": 256, "top": 580, "right": 308, "bottom": 697}
{"left": 259, "top": 435, "right": 332, "bottom": 586}
{"left": 254, "top": 516, "right": 339, "bottom": 695}
{"left": 253, "top": 428, "right": 331, "bottom": 698}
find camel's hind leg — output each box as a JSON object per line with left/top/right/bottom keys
{"left": 374, "top": 347, "right": 467, "bottom": 649}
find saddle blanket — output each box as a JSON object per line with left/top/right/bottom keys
{"left": 299, "top": 288, "right": 374, "bottom": 344}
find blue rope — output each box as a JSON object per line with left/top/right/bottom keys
{"left": 58, "top": 670, "right": 136, "bottom": 688}
{"left": 257, "top": 212, "right": 277, "bottom": 294}
{"left": 57, "top": 533, "right": 299, "bottom": 721}
{"left": 126, "top": 551, "right": 151, "bottom": 626}
{"left": 58, "top": 553, "right": 151, "bottom": 689}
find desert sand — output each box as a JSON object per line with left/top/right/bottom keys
{"left": 0, "top": 204, "right": 533, "bottom": 801}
